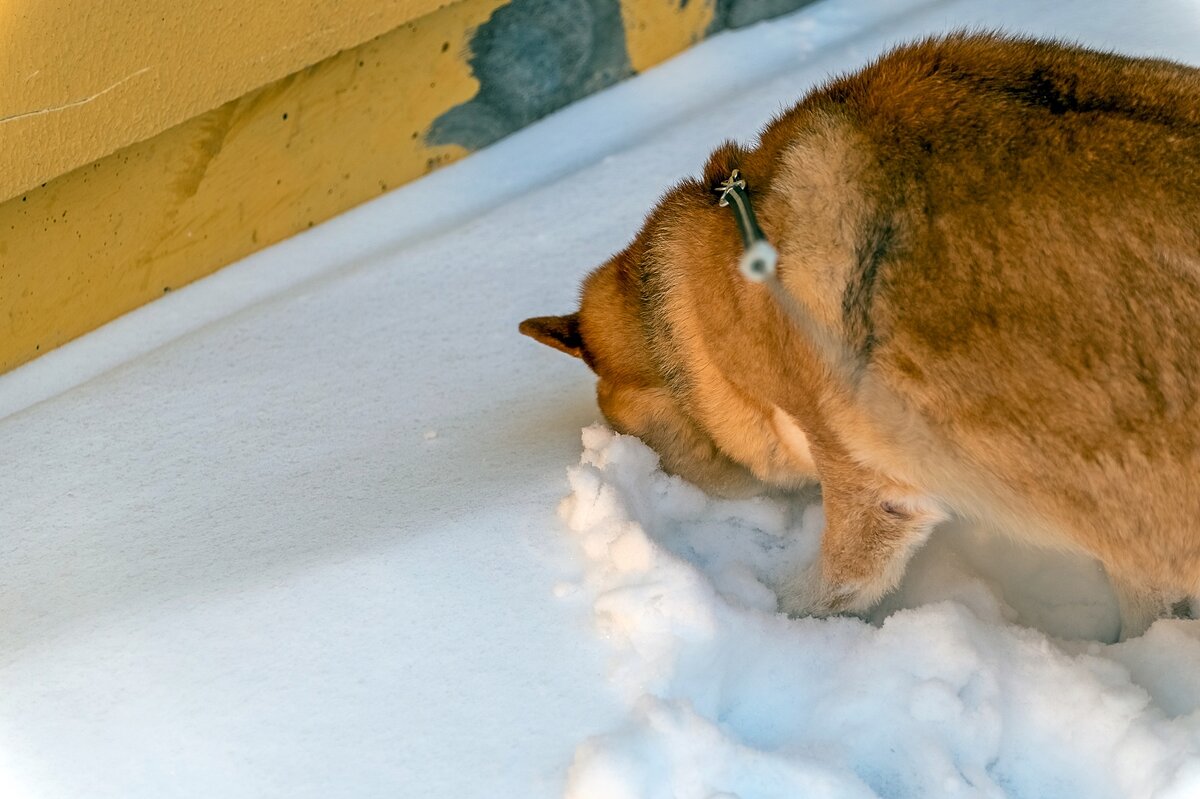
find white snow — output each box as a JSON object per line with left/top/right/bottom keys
{"left": 3, "top": 0, "right": 1200, "bottom": 797}
{"left": 560, "top": 427, "right": 1200, "bottom": 799}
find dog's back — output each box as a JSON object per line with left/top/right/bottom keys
{"left": 784, "top": 35, "right": 1200, "bottom": 598}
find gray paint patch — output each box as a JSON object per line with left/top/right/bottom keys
{"left": 428, "top": 0, "right": 632, "bottom": 151}
{"left": 713, "top": 0, "right": 814, "bottom": 31}
{"left": 428, "top": 0, "right": 816, "bottom": 153}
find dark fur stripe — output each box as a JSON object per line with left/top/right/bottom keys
{"left": 842, "top": 216, "right": 896, "bottom": 360}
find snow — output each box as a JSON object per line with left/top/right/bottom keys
{"left": 2, "top": 0, "right": 1200, "bottom": 797}
{"left": 560, "top": 427, "right": 1200, "bottom": 799}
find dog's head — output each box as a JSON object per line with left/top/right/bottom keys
{"left": 520, "top": 276, "right": 762, "bottom": 495}
{"left": 520, "top": 164, "right": 816, "bottom": 497}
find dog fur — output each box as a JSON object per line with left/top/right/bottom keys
{"left": 520, "top": 33, "right": 1200, "bottom": 639}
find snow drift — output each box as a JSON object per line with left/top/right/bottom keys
{"left": 560, "top": 426, "right": 1200, "bottom": 798}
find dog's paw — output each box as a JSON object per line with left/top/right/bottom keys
{"left": 776, "top": 562, "right": 869, "bottom": 618}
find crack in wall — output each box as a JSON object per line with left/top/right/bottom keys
{"left": 0, "top": 67, "right": 153, "bottom": 127}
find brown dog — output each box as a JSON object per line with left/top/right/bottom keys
{"left": 521, "top": 33, "right": 1200, "bottom": 639}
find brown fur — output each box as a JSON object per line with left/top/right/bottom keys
{"left": 521, "top": 34, "right": 1200, "bottom": 639}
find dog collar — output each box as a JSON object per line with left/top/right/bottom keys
{"left": 715, "top": 169, "right": 779, "bottom": 282}
{"left": 715, "top": 171, "right": 858, "bottom": 386}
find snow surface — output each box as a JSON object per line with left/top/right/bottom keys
{"left": 3, "top": 1, "right": 1200, "bottom": 797}
{"left": 560, "top": 427, "right": 1200, "bottom": 799}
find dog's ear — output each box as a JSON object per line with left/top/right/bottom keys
{"left": 702, "top": 140, "right": 749, "bottom": 188}
{"left": 519, "top": 313, "right": 584, "bottom": 359}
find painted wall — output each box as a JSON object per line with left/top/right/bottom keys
{"left": 0, "top": 0, "right": 815, "bottom": 375}
{"left": 0, "top": 0, "right": 450, "bottom": 202}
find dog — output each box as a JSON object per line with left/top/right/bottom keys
{"left": 520, "top": 33, "right": 1200, "bottom": 639}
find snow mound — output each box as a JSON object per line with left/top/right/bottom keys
{"left": 559, "top": 425, "right": 1200, "bottom": 799}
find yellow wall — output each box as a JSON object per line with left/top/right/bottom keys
{"left": 0, "top": 0, "right": 501, "bottom": 374}
{"left": 0, "top": 0, "right": 450, "bottom": 202}
{"left": 619, "top": 0, "right": 715, "bottom": 73}
{"left": 1, "top": 0, "right": 812, "bottom": 376}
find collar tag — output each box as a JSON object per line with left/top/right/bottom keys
{"left": 715, "top": 169, "right": 778, "bottom": 282}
